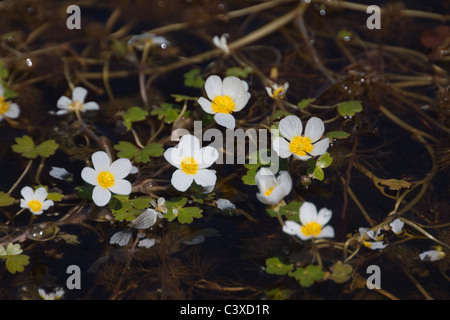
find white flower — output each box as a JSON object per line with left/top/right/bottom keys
{"left": 49, "top": 166, "right": 73, "bottom": 181}
{"left": 20, "top": 186, "right": 54, "bottom": 215}
{"left": 197, "top": 75, "right": 251, "bottom": 129}
{"left": 151, "top": 197, "right": 167, "bottom": 214}
{"left": 138, "top": 238, "right": 156, "bottom": 248}
{"left": 213, "top": 33, "right": 230, "bottom": 55}
{"left": 81, "top": 151, "right": 132, "bottom": 207}
{"left": 362, "top": 241, "right": 388, "bottom": 250}
{"left": 358, "top": 227, "right": 388, "bottom": 250}
{"left": 255, "top": 167, "right": 292, "bottom": 205}
{"left": 419, "top": 249, "right": 445, "bottom": 262}
{"left": 38, "top": 288, "right": 64, "bottom": 300}
{"left": 164, "top": 134, "right": 219, "bottom": 192}
{"left": 54, "top": 86, "right": 99, "bottom": 115}
{"left": 127, "top": 32, "right": 171, "bottom": 50}
{"left": 216, "top": 198, "right": 236, "bottom": 212}
{"left": 390, "top": 218, "right": 404, "bottom": 235}
{"left": 273, "top": 115, "right": 329, "bottom": 160}
{"left": 0, "top": 83, "right": 20, "bottom": 121}
{"left": 282, "top": 201, "right": 334, "bottom": 240}
{"left": 265, "top": 82, "right": 289, "bottom": 100}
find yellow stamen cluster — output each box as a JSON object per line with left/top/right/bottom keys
{"left": 28, "top": 200, "right": 42, "bottom": 213}
{"left": 0, "top": 97, "right": 10, "bottom": 115}
{"left": 301, "top": 221, "right": 322, "bottom": 237}
{"left": 97, "top": 171, "right": 115, "bottom": 189}
{"left": 180, "top": 157, "right": 198, "bottom": 175}
{"left": 289, "top": 136, "right": 313, "bottom": 156}
{"left": 212, "top": 95, "right": 235, "bottom": 114}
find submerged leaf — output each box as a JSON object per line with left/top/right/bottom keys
{"left": 337, "top": 100, "right": 363, "bottom": 117}
{"left": 265, "top": 257, "right": 294, "bottom": 275}
{"left": 0, "top": 192, "right": 15, "bottom": 207}
{"left": 5, "top": 254, "right": 30, "bottom": 274}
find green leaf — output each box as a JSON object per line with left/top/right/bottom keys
{"left": 288, "top": 265, "right": 324, "bottom": 287}
{"left": 183, "top": 68, "right": 205, "bottom": 88}
{"left": 0, "top": 192, "right": 15, "bottom": 207}
{"left": 151, "top": 103, "right": 180, "bottom": 123}
{"left": 164, "top": 197, "right": 188, "bottom": 222}
{"left": 312, "top": 166, "right": 324, "bottom": 181}
{"left": 114, "top": 141, "right": 164, "bottom": 163}
{"left": 329, "top": 261, "right": 353, "bottom": 284}
{"left": 325, "top": 131, "right": 350, "bottom": 140}
{"left": 177, "top": 206, "right": 203, "bottom": 224}
{"left": 129, "top": 197, "right": 153, "bottom": 209}
{"left": 297, "top": 98, "right": 316, "bottom": 109}
{"left": 171, "top": 94, "right": 199, "bottom": 102}
{"left": 225, "top": 66, "right": 252, "bottom": 78}
{"left": 46, "top": 192, "right": 65, "bottom": 202}
{"left": 265, "top": 288, "right": 292, "bottom": 300}
{"left": 265, "top": 257, "right": 294, "bottom": 275}
{"left": 316, "top": 152, "right": 332, "bottom": 168}
{"left": 122, "top": 106, "right": 149, "bottom": 130}
{"left": 337, "top": 100, "right": 363, "bottom": 117}
{"left": 114, "top": 141, "right": 139, "bottom": 159}
{"left": 279, "top": 201, "right": 303, "bottom": 220}
{"left": 58, "top": 234, "right": 80, "bottom": 245}
{"left": 5, "top": 254, "right": 30, "bottom": 274}
{"left": 141, "top": 142, "right": 164, "bottom": 157}
{"left": 12, "top": 135, "right": 58, "bottom": 159}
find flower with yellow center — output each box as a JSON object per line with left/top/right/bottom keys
{"left": 265, "top": 82, "right": 289, "bottom": 100}
{"left": 164, "top": 134, "right": 219, "bottom": 192}
{"left": 273, "top": 115, "right": 329, "bottom": 161}
{"left": 197, "top": 75, "right": 251, "bottom": 129}
{"left": 54, "top": 86, "right": 99, "bottom": 116}
{"left": 255, "top": 167, "right": 292, "bottom": 205}
{"left": 81, "top": 151, "right": 132, "bottom": 207}
{"left": 358, "top": 227, "right": 388, "bottom": 250}
{"left": 0, "top": 84, "right": 20, "bottom": 122}
{"left": 282, "top": 202, "right": 334, "bottom": 241}
{"left": 20, "top": 186, "right": 54, "bottom": 215}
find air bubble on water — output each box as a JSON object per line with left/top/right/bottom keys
{"left": 26, "top": 222, "right": 59, "bottom": 241}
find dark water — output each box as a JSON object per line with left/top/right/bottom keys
{"left": 0, "top": 0, "right": 449, "bottom": 300}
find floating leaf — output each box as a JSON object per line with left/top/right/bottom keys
{"left": 0, "top": 192, "right": 15, "bottom": 207}
{"left": 12, "top": 135, "right": 58, "bottom": 159}
{"left": 380, "top": 179, "right": 412, "bottom": 190}
{"left": 265, "top": 288, "right": 292, "bottom": 300}
{"left": 183, "top": 68, "right": 205, "bottom": 88}
{"left": 297, "top": 98, "right": 316, "bottom": 109}
{"left": 337, "top": 100, "right": 363, "bottom": 117}
{"left": 5, "top": 254, "right": 29, "bottom": 274}
{"left": 46, "top": 192, "right": 65, "bottom": 202}
{"left": 177, "top": 206, "right": 203, "bottom": 224}
{"left": 288, "top": 265, "right": 324, "bottom": 287}
{"left": 265, "top": 257, "right": 294, "bottom": 275}
{"left": 329, "top": 261, "right": 353, "bottom": 284}
{"left": 114, "top": 141, "right": 164, "bottom": 163}
{"left": 122, "top": 106, "right": 149, "bottom": 130}
{"left": 316, "top": 152, "right": 333, "bottom": 169}
{"left": 58, "top": 234, "right": 80, "bottom": 245}
{"left": 225, "top": 66, "right": 252, "bottom": 78}
{"left": 151, "top": 103, "right": 180, "bottom": 123}
{"left": 326, "top": 131, "right": 350, "bottom": 140}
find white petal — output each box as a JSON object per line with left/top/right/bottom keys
{"left": 317, "top": 207, "right": 332, "bottom": 226}
{"left": 310, "top": 138, "right": 329, "bottom": 157}
{"left": 92, "top": 186, "right": 111, "bottom": 206}
{"left": 108, "top": 179, "right": 132, "bottom": 195}
{"left": 318, "top": 225, "right": 335, "bottom": 239}
{"left": 34, "top": 187, "right": 48, "bottom": 203}
{"left": 83, "top": 101, "right": 100, "bottom": 111}
{"left": 130, "top": 209, "right": 157, "bottom": 229}
{"left": 256, "top": 193, "right": 276, "bottom": 205}
{"left": 283, "top": 220, "right": 301, "bottom": 236}
{"left": 57, "top": 96, "right": 72, "bottom": 110}
{"left": 20, "top": 186, "right": 34, "bottom": 201}
{"left": 178, "top": 134, "right": 201, "bottom": 157}
{"left": 265, "top": 87, "right": 273, "bottom": 97}
{"left": 164, "top": 147, "right": 182, "bottom": 168}
{"left": 20, "top": 199, "right": 28, "bottom": 209}
{"left": 197, "top": 97, "right": 215, "bottom": 114}
{"left": 109, "top": 158, "right": 132, "bottom": 179}
{"left": 91, "top": 151, "right": 111, "bottom": 172}
{"left": 222, "top": 76, "right": 245, "bottom": 99}
{"left": 171, "top": 169, "right": 194, "bottom": 192}
{"left": 272, "top": 137, "right": 292, "bottom": 158}
{"left": 197, "top": 146, "right": 218, "bottom": 169}
{"left": 255, "top": 168, "right": 276, "bottom": 194}
{"left": 55, "top": 109, "right": 69, "bottom": 116}
{"left": 41, "top": 200, "right": 54, "bottom": 211}
{"left": 299, "top": 202, "right": 318, "bottom": 225}
{"left": 259, "top": 185, "right": 286, "bottom": 205}
{"left": 110, "top": 231, "right": 132, "bottom": 246}
{"left": 193, "top": 169, "right": 217, "bottom": 188}
{"left": 293, "top": 153, "right": 311, "bottom": 161}
{"left": 279, "top": 115, "right": 303, "bottom": 140}
{"left": 72, "top": 87, "right": 88, "bottom": 103}
{"left": 4, "top": 103, "right": 20, "bottom": 118}
{"left": 232, "top": 90, "right": 250, "bottom": 112}
{"left": 304, "top": 117, "right": 325, "bottom": 143}
{"left": 214, "top": 113, "right": 235, "bottom": 129}
{"left": 81, "top": 167, "right": 99, "bottom": 186}
{"left": 205, "top": 75, "right": 223, "bottom": 101}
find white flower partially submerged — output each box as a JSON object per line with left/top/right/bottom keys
{"left": 419, "top": 249, "right": 445, "bottom": 262}
{"left": 0, "top": 83, "right": 20, "bottom": 121}
{"left": 213, "top": 33, "right": 230, "bottom": 55}
{"left": 38, "top": 288, "right": 64, "bottom": 300}
{"left": 283, "top": 201, "right": 334, "bottom": 241}
{"left": 81, "top": 151, "right": 132, "bottom": 207}
{"left": 390, "top": 218, "right": 404, "bottom": 235}
{"left": 273, "top": 115, "right": 329, "bottom": 160}
{"left": 164, "top": 134, "right": 219, "bottom": 192}
{"left": 49, "top": 166, "right": 73, "bottom": 181}
{"left": 54, "top": 86, "right": 99, "bottom": 116}
{"left": 265, "top": 82, "right": 289, "bottom": 100}
{"left": 20, "top": 186, "right": 54, "bottom": 215}
{"left": 358, "top": 227, "right": 388, "bottom": 250}
{"left": 197, "top": 75, "right": 251, "bottom": 129}
{"left": 255, "top": 167, "right": 292, "bottom": 205}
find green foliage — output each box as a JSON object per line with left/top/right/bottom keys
{"left": 265, "top": 257, "right": 294, "bottom": 275}
{"left": 46, "top": 192, "right": 65, "bottom": 202}
{"left": 121, "top": 106, "right": 149, "bottom": 130}
{"left": 288, "top": 265, "right": 325, "bottom": 287}
{"left": 151, "top": 103, "right": 181, "bottom": 123}
{"left": 110, "top": 195, "right": 153, "bottom": 222}
{"left": 337, "top": 100, "right": 363, "bottom": 117}
{"left": 0, "top": 243, "right": 30, "bottom": 274}
{"left": 326, "top": 131, "right": 350, "bottom": 140}
{"left": 329, "top": 261, "right": 353, "bottom": 284}
{"left": 0, "top": 60, "right": 17, "bottom": 99}
{"left": 297, "top": 98, "right": 316, "bottom": 109}
{"left": 265, "top": 288, "right": 292, "bottom": 300}
{"left": 164, "top": 197, "right": 203, "bottom": 224}
{"left": 225, "top": 66, "right": 252, "bottom": 78}
{"left": 242, "top": 163, "right": 260, "bottom": 186}
{"left": 267, "top": 201, "right": 302, "bottom": 220}
{"left": 12, "top": 135, "right": 58, "bottom": 159}
{"left": 114, "top": 141, "right": 164, "bottom": 163}
{"left": 307, "top": 152, "right": 333, "bottom": 181}
{"left": 0, "top": 191, "right": 15, "bottom": 207}
{"left": 183, "top": 68, "right": 205, "bottom": 88}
